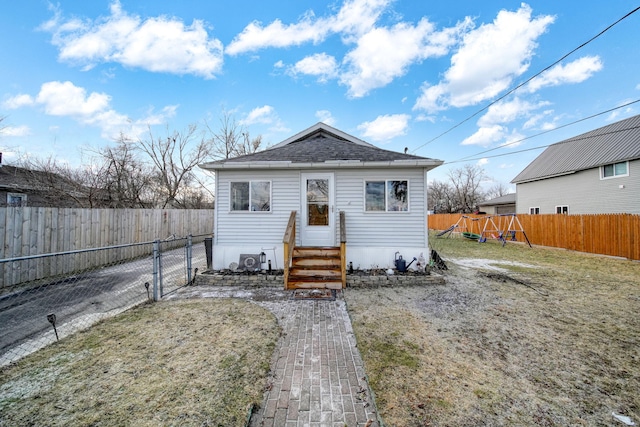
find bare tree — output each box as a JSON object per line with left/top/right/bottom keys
{"left": 448, "top": 164, "right": 487, "bottom": 213}
{"left": 205, "top": 110, "right": 264, "bottom": 159}
{"left": 428, "top": 180, "right": 456, "bottom": 213}
{"left": 96, "top": 138, "right": 155, "bottom": 208}
{"left": 485, "top": 182, "right": 512, "bottom": 200}
{"left": 135, "top": 124, "right": 212, "bottom": 208}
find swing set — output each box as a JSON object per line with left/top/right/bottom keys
{"left": 437, "top": 213, "right": 532, "bottom": 247}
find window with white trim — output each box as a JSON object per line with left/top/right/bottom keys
{"left": 365, "top": 180, "right": 408, "bottom": 212}
{"left": 7, "top": 193, "right": 27, "bottom": 207}
{"left": 529, "top": 207, "right": 540, "bottom": 215}
{"left": 230, "top": 181, "right": 271, "bottom": 211}
{"left": 556, "top": 205, "right": 568, "bottom": 214}
{"left": 601, "top": 161, "right": 628, "bottom": 179}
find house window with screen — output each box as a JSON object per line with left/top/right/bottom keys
{"left": 529, "top": 207, "right": 540, "bottom": 214}
{"left": 230, "top": 181, "right": 271, "bottom": 211}
{"left": 601, "top": 161, "right": 628, "bottom": 179}
{"left": 556, "top": 205, "right": 568, "bottom": 214}
{"left": 365, "top": 180, "right": 408, "bottom": 212}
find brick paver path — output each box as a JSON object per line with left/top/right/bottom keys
{"left": 252, "top": 295, "right": 379, "bottom": 427}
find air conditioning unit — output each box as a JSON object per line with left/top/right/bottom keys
{"left": 237, "top": 254, "right": 261, "bottom": 271}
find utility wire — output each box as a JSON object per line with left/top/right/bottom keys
{"left": 449, "top": 98, "right": 640, "bottom": 163}
{"left": 445, "top": 123, "right": 640, "bottom": 165}
{"left": 411, "top": 5, "right": 640, "bottom": 154}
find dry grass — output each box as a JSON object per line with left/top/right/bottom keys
{"left": 345, "top": 234, "right": 640, "bottom": 426}
{"left": 0, "top": 299, "right": 280, "bottom": 427}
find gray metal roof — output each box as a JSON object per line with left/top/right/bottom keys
{"left": 200, "top": 123, "right": 443, "bottom": 170}
{"left": 511, "top": 114, "right": 640, "bottom": 184}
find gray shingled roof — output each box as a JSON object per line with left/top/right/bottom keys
{"left": 200, "top": 123, "right": 442, "bottom": 170}
{"left": 512, "top": 114, "right": 640, "bottom": 183}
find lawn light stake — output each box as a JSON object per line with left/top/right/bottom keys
{"left": 47, "top": 313, "right": 59, "bottom": 341}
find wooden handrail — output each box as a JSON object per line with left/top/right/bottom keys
{"left": 339, "top": 211, "right": 346, "bottom": 288}
{"left": 283, "top": 211, "right": 297, "bottom": 289}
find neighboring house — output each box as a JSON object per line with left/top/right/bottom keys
{"left": 1, "top": 165, "right": 62, "bottom": 207}
{"left": 0, "top": 163, "right": 90, "bottom": 208}
{"left": 511, "top": 114, "right": 640, "bottom": 215}
{"left": 477, "top": 193, "right": 516, "bottom": 215}
{"left": 199, "top": 122, "right": 443, "bottom": 286}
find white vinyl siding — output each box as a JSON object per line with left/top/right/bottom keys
{"left": 216, "top": 170, "right": 300, "bottom": 245}
{"left": 335, "top": 169, "right": 426, "bottom": 247}
{"left": 516, "top": 159, "right": 639, "bottom": 214}
{"left": 214, "top": 167, "right": 429, "bottom": 250}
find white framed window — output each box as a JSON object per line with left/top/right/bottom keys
{"left": 365, "top": 180, "right": 409, "bottom": 212}
{"left": 7, "top": 193, "right": 27, "bottom": 207}
{"left": 529, "top": 207, "right": 540, "bottom": 215}
{"left": 601, "top": 161, "right": 628, "bottom": 179}
{"left": 230, "top": 181, "right": 271, "bottom": 212}
{"left": 556, "top": 205, "right": 569, "bottom": 214}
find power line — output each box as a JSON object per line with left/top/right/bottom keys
{"left": 449, "top": 98, "right": 640, "bottom": 163}
{"left": 445, "top": 122, "right": 640, "bottom": 165}
{"left": 411, "top": 5, "right": 640, "bottom": 154}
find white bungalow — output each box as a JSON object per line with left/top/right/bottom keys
{"left": 199, "top": 123, "right": 443, "bottom": 289}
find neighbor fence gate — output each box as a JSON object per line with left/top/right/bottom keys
{"left": 0, "top": 234, "right": 210, "bottom": 367}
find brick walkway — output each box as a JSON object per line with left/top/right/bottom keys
{"left": 252, "top": 294, "right": 379, "bottom": 427}
{"left": 169, "top": 286, "right": 379, "bottom": 427}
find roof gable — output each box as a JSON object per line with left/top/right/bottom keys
{"left": 200, "top": 122, "right": 443, "bottom": 170}
{"left": 512, "top": 114, "right": 640, "bottom": 183}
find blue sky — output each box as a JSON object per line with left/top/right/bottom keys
{"left": 1, "top": 0, "right": 639, "bottom": 188}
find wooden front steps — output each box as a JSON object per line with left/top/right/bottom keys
{"left": 287, "top": 246, "right": 343, "bottom": 290}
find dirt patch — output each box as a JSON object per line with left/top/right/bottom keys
{"left": 0, "top": 299, "right": 280, "bottom": 427}
{"left": 345, "top": 235, "right": 640, "bottom": 426}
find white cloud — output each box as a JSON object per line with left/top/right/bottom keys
{"left": 315, "top": 110, "right": 336, "bottom": 126}
{"left": 226, "top": 0, "right": 472, "bottom": 97}
{"left": 478, "top": 97, "right": 549, "bottom": 127}
{"left": 414, "top": 4, "right": 554, "bottom": 112}
{"left": 36, "top": 81, "right": 111, "bottom": 116}
{"left": 9, "top": 80, "right": 176, "bottom": 140}
{"left": 477, "top": 158, "right": 489, "bottom": 166}
{"left": 525, "top": 56, "right": 603, "bottom": 92}
{"left": 461, "top": 125, "right": 505, "bottom": 146}
{"left": 357, "top": 114, "right": 410, "bottom": 142}
{"left": 415, "top": 114, "right": 436, "bottom": 123}
{"left": 226, "top": 0, "right": 390, "bottom": 55}
{"left": 3, "top": 94, "right": 34, "bottom": 109}
{"left": 522, "top": 110, "right": 554, "bottom": 129}
{"left": 341, "top": 17, "right": 472, "bottom": 98}
{"left": 2, "top": 125, "right": 31, "bottom": 137}
{"left": 42, "top": 1, "right": 224, "bottom": 78}
{"left": 605, "top": 101, "right": 636, "bottom": 122}
{"left": 290, "top": 53, "right": 338, "bottom": 82}
{"left": 241, "top": 105, "right": 277, "bottom": 126}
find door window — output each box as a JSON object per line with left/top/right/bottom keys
{"left": 307, "top": 179, "right": 329, "bottom": 226}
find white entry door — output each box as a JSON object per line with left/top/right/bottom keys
{"left": 300, "top": 173, "right": 335, "bottom": 246}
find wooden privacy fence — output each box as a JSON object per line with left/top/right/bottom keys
{"left": 428, "top": 213, "right": 640, "bottom": 261}
{"left": 0, "top": 207, "right": 215, "bottom": 259}
{"left": 0, "top": 207, "right": 214, "bottom": 290}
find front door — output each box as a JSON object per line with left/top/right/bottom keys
{"left": 300, "top": 173, "right": 335, "bottom": 246}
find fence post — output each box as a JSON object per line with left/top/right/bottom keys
{"left": 186, "top": 234, "right": 193, "bottom": 285}
{"left": 152, "top": 240, "right": 162, "bottom": 301}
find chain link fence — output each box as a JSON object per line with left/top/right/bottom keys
{"left": 0, "top": 234, "right": 210, "bottom": 366}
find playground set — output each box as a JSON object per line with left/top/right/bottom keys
{"left": 436, "top": 213, "right": 532, "bottom": 248}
